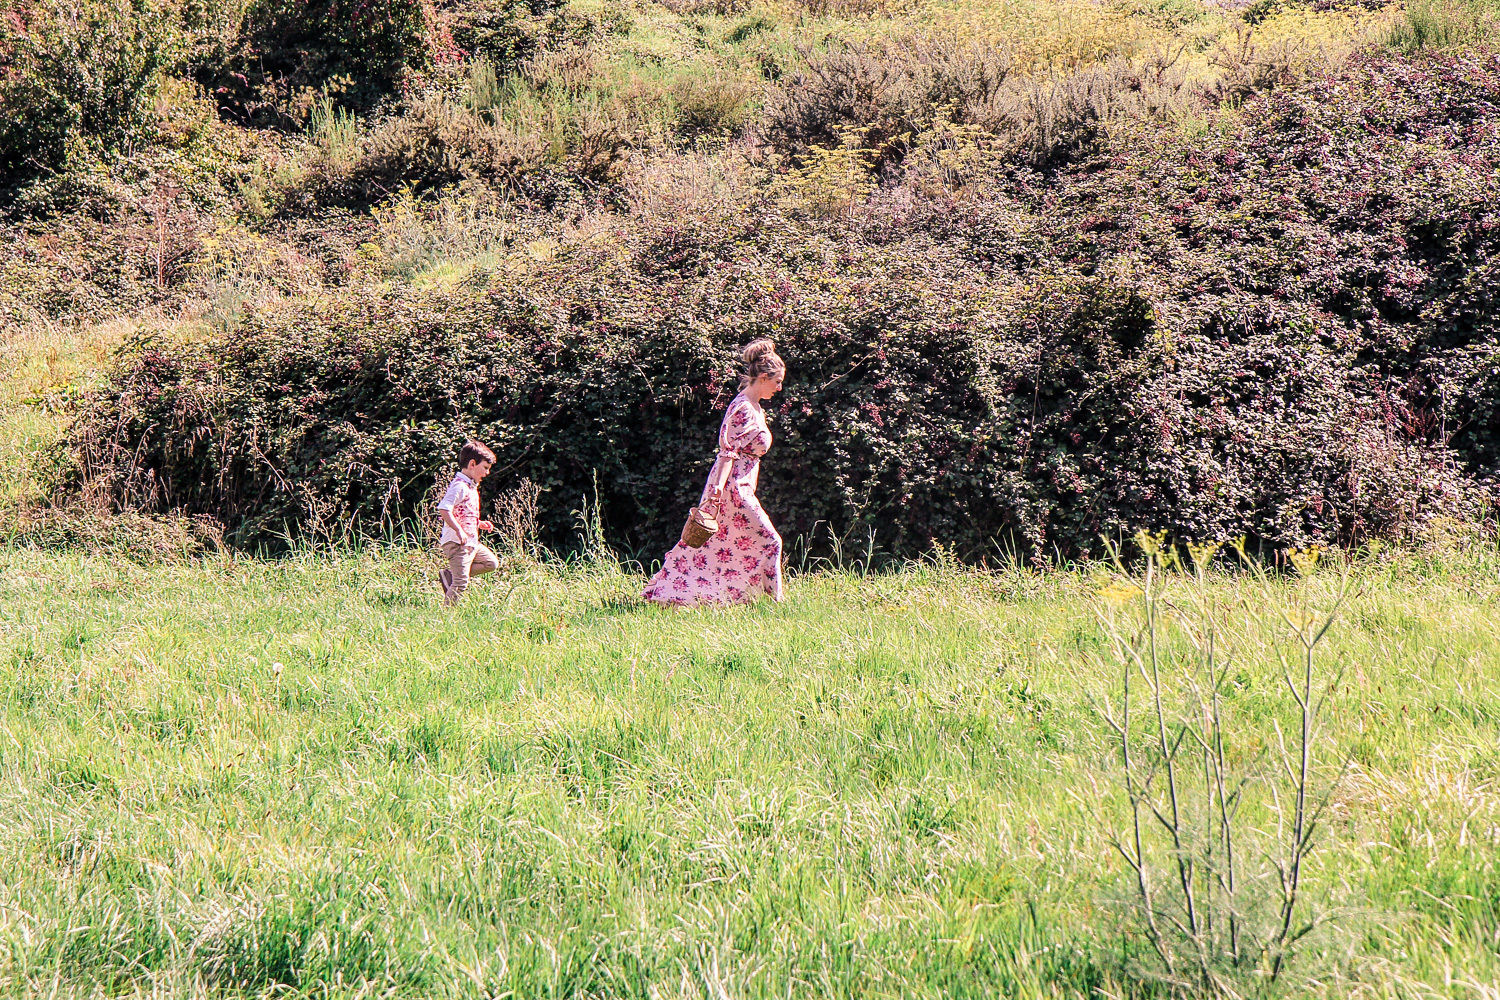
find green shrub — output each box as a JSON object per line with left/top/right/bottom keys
{"left": 764, "top": 38, "right": 949, "bottom": 167}
{"left": 0, "top": 0, "right": 182, "bottom": 188}
{"left": 1386, "top": 0, "right": 1500, "bottom": 52}
{"left": 265, "top": 92, "right": 549, "bottom": 211}
{"left": 725, "top": 14, "right": 774, "bottom": 44}
{"left": 764, "top": 37, "right": 1187, "bottom": 172}
{"left": 194, "top": 0, "right": 442, "bottom": 126}
{"left": 670, "top": 71, "right": 758, "bottom": 137}
{"left": 1196, "top": 24, "right": 1301, "bottom": 106}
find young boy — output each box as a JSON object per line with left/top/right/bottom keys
{"left": 437, "top": 440, "right": 498, "bottom": 606}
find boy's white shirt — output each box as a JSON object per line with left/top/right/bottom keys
{"left": 436, "top": 471, "right": 480, "bottom": 546}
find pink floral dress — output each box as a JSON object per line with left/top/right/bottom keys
{"left": 643, "top": 393, "right": 784, "bottom": 606}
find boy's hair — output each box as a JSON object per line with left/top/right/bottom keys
{"left": 458, "top": 440, "right": 496, "bottom": 469}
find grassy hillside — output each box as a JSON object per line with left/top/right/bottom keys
{"left": 2, "top": 544, "right": 1499, "bottom": 995}
{"left": 2, "top": 0, "right": 1401, "bottom": 329}
{"left": 1, "top": 0, "right": 1401, "bottom": 297}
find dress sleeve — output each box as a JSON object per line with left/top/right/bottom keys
{"left": 721, "top": 400, "right": 770, "bottom": 457}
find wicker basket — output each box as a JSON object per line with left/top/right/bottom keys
{"left": 680, "top": 499, "right": 720, "bottom": 548}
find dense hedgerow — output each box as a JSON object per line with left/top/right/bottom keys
{"left": 74, "top": 49, "right": 1500, "bottom": 559}
{"left": 70, "top": 263, "right": 1478, "bottom": 559}
{"left": 69, "top": 265, "right": 1164, "bottom": 557}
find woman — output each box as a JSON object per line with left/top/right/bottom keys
{"left": 643, "top": 340, "right": 786, "bottom": 606}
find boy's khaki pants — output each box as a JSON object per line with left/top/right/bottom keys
{"left": 441, "top": 540, "right": 499, "bottom": 605}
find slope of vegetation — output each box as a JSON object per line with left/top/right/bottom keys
{"left": 7, "top": 0, "right": 1499, "bottom": 559}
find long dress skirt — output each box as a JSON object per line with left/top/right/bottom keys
{"left": 642, "top": 393, "right": 785, "bottom": 606}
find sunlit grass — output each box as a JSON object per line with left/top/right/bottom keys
{"left": 1388, "top": 0, "right": 1500, "bottom": 52}
{"left": 0, "top": 318, "right": 133, "bottom": 514}
{"left": 0, "top": 542, "right": 1497, "bottom": 995}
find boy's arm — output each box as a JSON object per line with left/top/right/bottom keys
{"left": 437, "top": 479, "right": 473, "bottom": 541}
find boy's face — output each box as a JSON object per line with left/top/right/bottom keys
{"left": 464, "top": 458, "right": 493, "bottom": 482}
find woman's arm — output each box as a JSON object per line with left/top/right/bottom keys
{"left": 703, "top": 455, "right": 732, "bottom": 505}
{"left": 703, "top": 399, "right": 761, "bottom": 505}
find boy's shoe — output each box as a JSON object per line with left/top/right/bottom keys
{"left": 438, "top": 568, "right": 453, "bottom": 597}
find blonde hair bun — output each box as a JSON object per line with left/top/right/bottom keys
{"left": 739, "top": 338, "right": 786, "bottom": 390}
{"left": 742, "top": 338, "right": 777, "bottom": 365}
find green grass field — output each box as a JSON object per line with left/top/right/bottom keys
{"left": 2, "top": 542, "right": 1498, "bottom": 997}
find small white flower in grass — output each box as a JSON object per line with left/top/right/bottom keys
{"left": 272, "top": 661, "right": 284, "bottom": 677}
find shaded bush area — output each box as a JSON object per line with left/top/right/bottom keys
{"left": 190, "top": 0, "right": 571, "bottom": 128}
{"left": 443, "top": 0, "right": 569, "bottom": 69}
{"left": 191, "top": 0, "right": 443, "bottom": 128}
